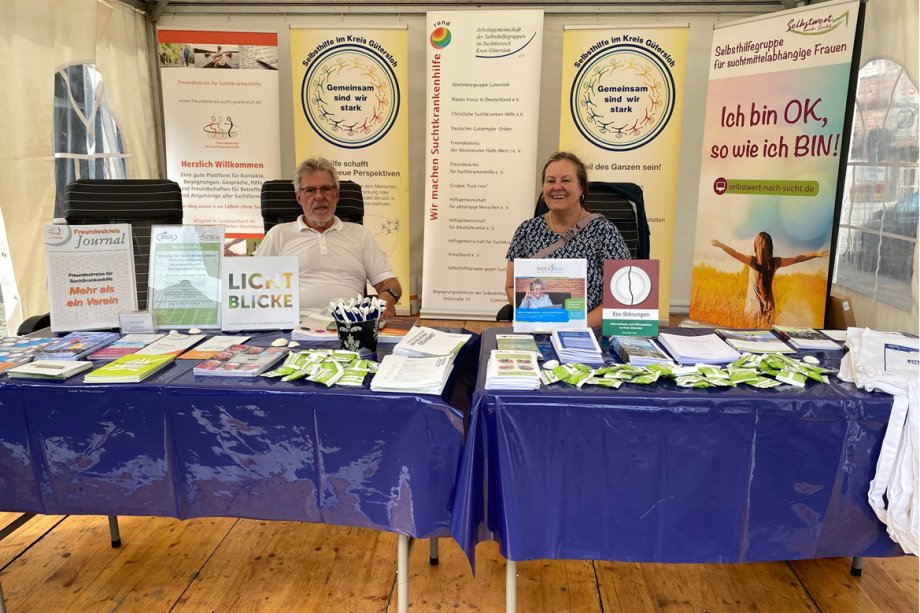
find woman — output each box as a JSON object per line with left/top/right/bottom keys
{"left": 505, "top": 152, "right": 630, "bottom": 328}
{"left": 712, "top": 232, "right": 828, "bottom": 327}
{"left": 519, "top": 278, "right": 553, "bottom": 309}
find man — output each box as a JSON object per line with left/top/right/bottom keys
{"left": 256, "top": 157, "right": 402, "bottom": 319}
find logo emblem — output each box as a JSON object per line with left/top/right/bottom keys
{"left": 430, "top": 27, "right": 451, "bottom": 49}
{"left": 300, "top": 44, "right": 400, "bottom": 149}
{"left": 570, "top": 44, "right": 676, "bottom": 152}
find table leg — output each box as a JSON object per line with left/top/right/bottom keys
{"left": 429, "top": 537, "right": 439, "bottom": 566}
{"left": 850, "top": 556, "right": 863, "bottom": 576}
{"left": 108, "top": 515, "right": 122, "bottom": 548}
{"left": 0, "top": 576, "right": 6, "bottom": 613}
{"left": 506, "top": 559, "right": 517, "bottom": 613}
{"left": 397, "top": 534, "right": 409, "bottom": 613}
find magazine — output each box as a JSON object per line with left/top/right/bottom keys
{"left": 7, "top": 360, "right": 93, "bottom": 380}
{"left": 484, "top": 350, "right": 541, "bottom": 390}
{"left": 714, "top": 329, "right": 793, "bottom": 353}
{"left": 84, "top": 354, "right": 176, "bottom": 383}
{"left": 179, "top": 335, "right": 252, "bottom": 359}
{"left": 495, "top": 334, "right": 542, "bottom": 356}
{"left": 193, "top": 344, "right": 289, "bottom": 377}
{"left": 370, "top": 354, "right": 454, "bottom": 395}
{"left": 0, "top": 337, "right": 57, "bottom": 373}
{"left": 772, "top": 326, "right": 842, "bottom": 351}
{"left": 35, "top": 331, "right": 120, "bottom": 361}
{"left": 656, "top": 332, "right": 741, "bottom": 365}
{"left": 609, "top": 336, "right": 674, "bottom": 366}
{"left": 87, "top": 333, "right": 166, "bottom": 360}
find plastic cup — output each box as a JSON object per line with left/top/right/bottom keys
{"left": 336, "top": 318, "right": 380, "bottom": 357}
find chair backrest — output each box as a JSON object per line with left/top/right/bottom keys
{"left": 260, "top": 179, "right": 364, "bottom": 232}
{"left": 534, "top": 181, "right": 650, "bottom": 259}
{"left": 62, "top": 179, "right": 184, "bottom": 310}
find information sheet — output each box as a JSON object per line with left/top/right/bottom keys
{"left": 513, "top": 258, "right": 587, "bottom": 333}
{"left": 149, "top": 225, "right": 223, "bottom": 329}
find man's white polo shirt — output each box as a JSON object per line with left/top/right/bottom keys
{"left": 255, "top": 215, "right": 394, "bottom": 308}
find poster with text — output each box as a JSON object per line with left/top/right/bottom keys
{"left": 44, "top": 224, "right": 137, "bottom": 332}
{"left": 149, "top": 225, "right": 223, "bottom": 329}
{"left": 221, "top": 256, "right": 299, "bottom": 331}
{"left": 158, "top": 30, "right": 281, "bottom": 239}
{"left": 422, "top": 10, "right": 544, "bottom": 319}
{"left": 689, "top": 0, "right": 860, "bottom": 328}
{"left": 290, "top": 27, "right": 410, "bottom": 314}
{"left": 559, "top": 26, "right": 687, "bottom": 320}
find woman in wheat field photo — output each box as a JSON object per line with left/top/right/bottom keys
{"left": 711, "top": 231, "right": 829, "bottom": 327}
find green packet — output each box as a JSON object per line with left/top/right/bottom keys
{"left": 675, "top": 375, "right": 711, "bottom": 388}
{"left": 728, "top": 368, "right": 759, "bottom": 383}
{"left": 336, "top": 369, "right": 368, "bottom": 387}
{"left": 775, "top": 369, "right": 807, "bottom": 388}
{"left": 583, "top": 377, "right": 622, "bottom": 389}
{"left": 307, "top": 361, "right": 345, "bottom": 387}
{"left": 696, "top": 364, "right": 728, "bottom": 379}
{"left": 540, "top": 369, "right": 562, "bottom": 386}
{"left": 565, "top": 370, "right": 594, "bottom": 387}
{"left": 745, "top": 376, "right": 782, "bottom": 389}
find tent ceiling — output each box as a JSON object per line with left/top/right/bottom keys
{"left": 143, "top": 0, "right": 811, "bottom": 21}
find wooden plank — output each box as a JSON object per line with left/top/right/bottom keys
{"left": 0, "top": 514, "right": 66, "bottom": 568}
{"left": 596, "top": 560, "right": 818, "bottom": 612}
{"left": 790, "top": 556, "right": 919, "bottom": 613}
{"left": 173, "top": 520, "right": 396, "bottom": 612}
{"left": 0, "top": 515, "right": 234, "bottom": 612}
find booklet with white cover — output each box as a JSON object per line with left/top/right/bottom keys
{"left": 370, "top": 354, "right": 454, "bottom": 395}
{"left": 7, "top": 360, "right": 94, "bottom": 380}
{"left": 513, "top": 259, "right": 587, "bottom": 333}
{"left": 392, "top": 326, "right": 471, "bottom": 358}
{"left": 657, "top": 332, "right": 741, "bottom": 365}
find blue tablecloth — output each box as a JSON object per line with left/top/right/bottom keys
{"left": 450, "top": 328, "right": 902, "bottom": 566}
{"left": 0, "top": 332, "right": 478, "bottom": 538}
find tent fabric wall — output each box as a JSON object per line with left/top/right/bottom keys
{"left": 0, "top": 0, "right": 156, "bottom": 334}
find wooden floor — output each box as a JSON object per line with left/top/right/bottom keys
{"left": 2, "top": 317, "right": 917, "bottom": 611}
{"left": 0, "top": 511, "right": 916, "bottom": 612}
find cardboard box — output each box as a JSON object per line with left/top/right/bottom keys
{"left": 826, "top": 291, "right": 856, "bottom": 329}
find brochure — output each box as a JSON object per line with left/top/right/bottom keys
{"left": 0, "top": 337, "right": 57, "bottom": 373}
{"left": 513, "top": 259, "right": 587, "bottom": 333}
{"left": 221, "top": 256, "right": 300, "bottom": 331}
{"left": 602, "top": 259, "right": 661, "bottom": 337}
{"left": 179, "top": 335, "right": 252, "bottom": 360}
{"left": 772, "top": 326, "right": 842, "bottom": 351}
{"left": 44, "top": 223, "right": 137, "bottom": 332}
{"left": 193, "top": 345, "right": 289, "bottom": 377}
{"left": 87, "top": 333, "right": 166, "bottom": 360}
{"left": 135, "top": 334, "right": 207, "bottom": 357}
{"left": 149, "top": 225, "right": 223, "bottom": 329}
{"left": 370, "top": 354, "right": 454, "bottom": 395}
{"left": 84, "top": 354, "right": 176, "bottom": 383}
{"left": 495, "top": 334, "right": 541, "bottom": 354}
{"left": 35, "top": 331, "right": 121, "bottom": 361}
{"left": 657, "top": 332, "right": 741, "bottom": 365}
{"left": 484, "top": 350, "right": 541, "bottom": 390}
{"left": 392, "top": 326, "right": 471, "bottom": 358}
{"left": 714, "top": 329, "right": 793, "bottom": 353}
{"left": 551, "top": 329, "right": 603, "bottom": 364}
{"left": 7, "top": 360, "right": 93, "bottom": 380}
{"left": 609, "top": 336, "right": 674, "bottom": 366}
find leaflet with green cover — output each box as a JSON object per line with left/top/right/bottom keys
{"left": 84, "top": 354, "right": 176, "bottom": 383}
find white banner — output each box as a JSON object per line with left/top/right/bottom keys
{"left": 158, "top": 30, "right": 281, "bottom": 239}
{"left": 421, "top": 10, "right": 544, "bottom": 319}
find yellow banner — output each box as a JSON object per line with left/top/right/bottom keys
{"left": 559, "top": 26, "right": 688, "bottom": 319}
{"left": 290, "top": 28, "right": 410, "bottom": 313}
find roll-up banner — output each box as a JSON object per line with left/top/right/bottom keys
{"left": 689, "top": 0, "right": 862, "bottom": 328}
{"left": 157, "top": 30, "right": 281, "bottom": 239}
{"left": 559, "top": 25, "right": 688, "bottom": 321}
{"left": 290, "top": 27, "right": 410, "bottom": 315}
{"left": 421, "top": 10, "right": 545, "bottom": 319}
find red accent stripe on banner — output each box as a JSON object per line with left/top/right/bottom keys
{"left": 157, "top": 30, "right": 277, "bottom": 46}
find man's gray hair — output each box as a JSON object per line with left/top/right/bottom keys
{"left": 293, "top": 157, "right": 340, "bottom": 191}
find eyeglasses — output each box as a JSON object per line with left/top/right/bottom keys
{"left": 299, "top": 185, "right": 337, "bottom": 197}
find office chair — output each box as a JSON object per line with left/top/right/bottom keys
{"left": 497, "top": 181, "right": 650, "bottom": 321}
{"left": 260, "top": 179, "right": 364, "bottom": 231}
{"left": 17, "top": 179, "right": 184, "bottom": 334}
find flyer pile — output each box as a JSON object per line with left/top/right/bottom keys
{"left": 542, "top": 352, "right": 836, "bottom": 389}
{"left": 262, "top": 349, "right": 378, "bottom": 387}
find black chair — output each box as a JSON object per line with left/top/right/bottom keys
{"left": 18, "top": 179, "right": 184, "bottom": 334}
{"left": 260, "top": 179, "right": 364, "bottom": 231}
{"left": 497, "top": 181, "right": 650, "bottom": 321}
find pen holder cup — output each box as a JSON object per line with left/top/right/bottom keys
{"left": 336, "top": 318, "right": 380, "bottom": 357}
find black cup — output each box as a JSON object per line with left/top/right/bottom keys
{"left": 336, "top": 318, "right": 380, "bottom": 357}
